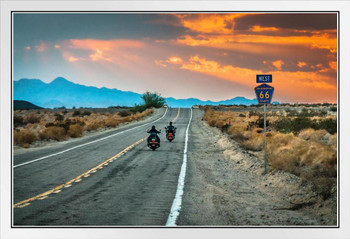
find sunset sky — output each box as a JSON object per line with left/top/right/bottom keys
{"left": 14, "top": 13, "right": 337, "bottom": 103}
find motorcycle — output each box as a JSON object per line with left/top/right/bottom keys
{"left": 165, "top": 127, "right": 176, "bottom": 142}
{"left": 147, "top": 132, "right": 160, "bottom": 151}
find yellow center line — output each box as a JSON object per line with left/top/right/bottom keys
{"left": 14, "top": 108, "right": 181, "bottom": 209}
{"left": 172, "top": 108, "right": 180, "bottom": 122}
{"left": 13, "top": 137, "right": 147, "bottom": 208}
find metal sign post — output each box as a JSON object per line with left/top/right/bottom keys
{"left": 264, "top": 103, "right": 267, "bottom": 174}
{"left": 254, "top": 78, "right": 274, "bottom": 174}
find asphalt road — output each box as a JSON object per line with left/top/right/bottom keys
{"left": 13, "top": 107, "right": 191, "bottom": 226}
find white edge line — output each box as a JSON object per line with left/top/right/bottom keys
{"left": 13, "top": 108, "right": 168, "bottom": 168}
{"left": 166, "top": 108, "right": 192, "bottom": 226}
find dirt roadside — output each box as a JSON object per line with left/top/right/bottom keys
{"left": 178, "top": 109, "right": 337, "bottom": 226}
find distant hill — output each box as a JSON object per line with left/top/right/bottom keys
{"left": 14, "top": 77, "right": 270, "bottom": 108}
{"left": 14, "top": 77, "right": 143, "bottom": 108}
{"left": 14, "top": 100, "right": 43, "bottom": 110}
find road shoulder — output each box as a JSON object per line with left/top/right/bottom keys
{"left": 178, "top": 109, "right": 336, "bottom": 226}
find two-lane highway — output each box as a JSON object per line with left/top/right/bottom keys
{"left": 13, "top": 108, "right": 192, "bottom": 226}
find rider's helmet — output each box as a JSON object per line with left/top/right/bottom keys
{"left": 169, "top": 122, "right": 172, "bottom": 126}
{"left": 152, "top": 125, "right": 156, "bottom": 130}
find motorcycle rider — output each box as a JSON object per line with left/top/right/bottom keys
{"left": 165, "top": 122, "right": 176, "bottom": 137}
{"left": 147, "top": 125, "right": 161, "bottom": 145}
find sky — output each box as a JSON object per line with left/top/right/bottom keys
{"left": 14, "top": 13, "right": 337, "bottom": 103}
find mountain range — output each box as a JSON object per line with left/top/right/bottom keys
{"left": 13, "top": 77, "right": 267, "bottom": 108}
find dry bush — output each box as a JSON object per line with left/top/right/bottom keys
{"left": 39, "top": 126, "right": 67, "bottom": 141}
{"left": 227, "top": 123, "right": 247, "bottom": 141}
{"left": 14, "top": 129, "right": 37, "bottom": 146}
{"left": 105, "top": 116, "right": 121, "bottom": 128}
{"left": 329, "top": 133, "right": 337, "bottom": 149}
{"left": 298, "top": 128, "right": 330, "bottom": 143}
{"left": 242, "top": 131, "right": 264, "bottom": 151}
{"left": 24, "top": 113, "right": 40, "bottom": 124}
{"left": 68, "top": 124, "right": 84, "bottom": 138}
{"left": 85, "top": 120, "right": 105, "bottom": 131}
{"left": 267, "top": 132, "right": 337, "bottom": 177}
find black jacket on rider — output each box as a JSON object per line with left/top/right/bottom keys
{"left": 166, "top": 125, "right": 176, "bottom": 133}
{"left": 147, "top": 126, "right": 161, "bottom": 143}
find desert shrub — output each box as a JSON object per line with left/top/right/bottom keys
{"left": 85, "top": 120, "right": 104, "bottom": 131}
{"left": 54, "top": 113, "right": 64, "bottom": 121}
{"left": 248, "top": 111, "right": 262, "bottom": 117}
{"left": 105, "top": 117, "right": 121, "bottom": 128}
{"left": 329, "top": 133, "right": 337, "bottom": 149}
{"left": 298, "top": 128, "right": 329, "bottom": 143}
{"left": 119, "top": 110, "right": 132, "bottom": 117}
{"left": 267, "top": 131, "right": 337, "bottom": 179}
{"left": 14, "top": 129, "right": 37, "bottom": 146}
{"left": 39, "top": 126, "right": 66, "bottom": 141}
{"left": 274, "top": 117, "right": 293, "bottom": 133}
{"left": 130, "top": 104, "right": 148, "bottom": 113}
{"left": 227, "top": 123, "right": 247, "bottom": 141}
{"left": 82, "top": 111, "right": 92, "bottom": 116}
{"left": 72, "top": 110, "right": 81, "bottom": 116}
{"left": 25, "top": 113, "right": 40, "bottom": 124}
{"left": 68, "top": 124, "right": 83, "bottom": 138}
{"left": 46, "top": 118, "right": 84, "bottom": 132}
{"left": 142, "top": 91, "right": 165, "bottom": 108}
{"left": 242, "top": 132, "right": 264, "bottom": 151}
{"left": 274, "top": 117, "right": 314, "bottom": 133}
{"left": 315, "top": 118, "right": 337, "bottom": 134}
{"left": 14, "top": 115, "right": 25, "bottom": 128}
{"left": 248, "top": 116, "right": 269, "bottom": 129}
{"left": 330, "top": 107, "right": 337, "bottom": 112}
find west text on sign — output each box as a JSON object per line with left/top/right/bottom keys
{"left": 256, "top": 74, "right": 272, "bottom": 83}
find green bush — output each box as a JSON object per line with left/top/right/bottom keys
{"left": 82, "top": 111, "right": 92, "bottom": 116}
{"left": 72, "top": 110, "right": 81, "bottom": 116}
{"left": 274, "top": 117, "right": 337, "bottom": 134}
{"left": 54, "top": 113, "right": 64, "bottom": 121}
{"left": 14, "top": 115, "right": 25, "bottom": 128}
{"left": 315, "top": 118, "right": 337, "bottom": 134}
{"left": 130, "top": 104, "right": 147, "bottom": 113}
{"left": 142, "top": 92, "right": 165, "bottom": 108}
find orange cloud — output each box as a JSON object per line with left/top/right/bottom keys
{"left": 174, "top": 14, "right": 247, "bottom": 34}
{"left": 329, "top": 61, "right": 337, "bottom": 71}
{"left": 154, "top": 60, "right": 167, "bottom": 68}
{"left": 250, "top": 25, "right": 279, "bottom": 32}
{"left": 177, "top": 55, "right": 336, "bottom": 102}
{"left": 166, "top": 56, "right": 183, "bottom": 64}
{"left": 25, "top": 46, "right": 31, "bottom": 51}
{"left": 155, "top": 56, "right": 183, "bottom": 68}
{"left": 176, "top": 33, "right": 337, "bottom": 53}
{"left": 61, "top": 39, "right": 146, "bottom": 65}
{"left": 90, "top": 49, "right": 112, "bottom": 62}
{"left": 168, "top": 14, "right": 337, "bottom": 54}
{"left": 297, "top": 61, "right": 307, "bottom": 68}
{"left": 68, "top": 56, "right": 80, "bottom": 62}
{"left": 272, "top": 60, "right": 284, "bottom": 70}
{"left": 35, "top": 41, "right": 49, "bottom": 52}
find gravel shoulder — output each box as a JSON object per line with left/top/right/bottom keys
{"left": 178, "top": 109, "right": 337, "bottom": 226}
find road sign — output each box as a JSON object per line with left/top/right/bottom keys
{"left": 254, "top": 83, "right": 274, "bottom": 104}
{"left": 256, "top": 74, "right": 272, "bottom": 83}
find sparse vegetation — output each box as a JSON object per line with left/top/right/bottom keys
{"left": 13, "top": 107, "right": 154, "bottom": 147}
{"left": 202, "top": 104, "right": 337, "bottom": 199}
